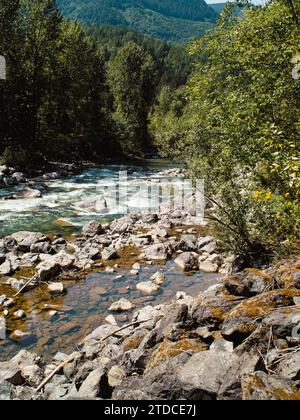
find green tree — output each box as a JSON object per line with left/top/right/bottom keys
{"left": 108, "top": 41, "right": 156, "bottom": 153}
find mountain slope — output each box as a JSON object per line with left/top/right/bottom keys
{"left": 56, "top": 0, "right": 217, "bottom": 43}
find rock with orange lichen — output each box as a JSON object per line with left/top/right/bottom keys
{"left": 146, "top": 339, "right": 208, "bottom": 371}
{"left": 241, "top": 371, "right": 300, "bottom": 400}
{"left": 222, "top": 289, "right": 300, "bottom": 345}
{"left": 191, "top": 284, "right": 241, "bottom": 327}
{"left": 223, "top": 268, "right": 274, "bottom": 297}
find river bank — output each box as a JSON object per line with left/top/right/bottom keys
{"left": 0, "top": 166, "right": 299, "bottom": 400}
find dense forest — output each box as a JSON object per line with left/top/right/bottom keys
{"left": 151, "top": 0, "right": 300, "bottom": 259}
{"left": 0, "top": 0, "right": 192, "bottom": 165}
{"left": 56, "top": 0, "right": 217, "bottom": 43}
{"left": 0, "top": 0, "right": 299, "bottom": 260}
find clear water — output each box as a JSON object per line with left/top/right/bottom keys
{"left": 0, "top": 160, "right": 177, "bottom": 237}
{"left": 0, "top": 161, "right": 220, "bottom": 362}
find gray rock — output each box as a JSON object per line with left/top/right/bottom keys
{"left": 175, "top": 252, "right": 199, "bottom": 271}
{"left": 277, "top": 352, "right": 300, "bottom": 381}
{"left": 109, "top": 299, "right": 134, "bottom": 312}
{"left": 78, "top": 367, "right": 111, "bottom": 399}
{"left": 102, "top": 247, "right": 118, "bottom": 261}
{"left": 241, "top": 371, "right": 300, "bottom": 400}
{"left": 20, "top": 365, "right": 44, "bottom": 387}
{"left": 178, "top": 351, "right": 239, "bottom": 399}
{"left": 82, "top": 220, "right": 103, "bottom": 237}
{"left": 143, "top": 243, "right": 168, "bottom": 261}
{"left": 218, "top": 354, "right": 262, "bottom": 400}
{"left": 136, "top": 281, "right": 160, "bottom": 294}
{"left": 177, "top": 234, "right": 198, "bottom": 252}
{"left": 0, "top": 380, "right": 15, "bottom": 400}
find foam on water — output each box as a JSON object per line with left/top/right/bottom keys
{"left": 0, "top": 162, "right": 174, "bottom": 236}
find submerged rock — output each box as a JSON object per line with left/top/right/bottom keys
{"left": 109, "top": 299, "right": 134, "bottom": 312}
{"left": 136, "top": 281, "right": 160, "bottom": 294}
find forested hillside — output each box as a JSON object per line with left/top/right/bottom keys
{"left": 0, "top": 0, "right": 192, "bottom": 166}
{"left": 56, "top": 0, "right": 217, "bottom": 43}
{"left": 151, "top": 0, "right": 300, "bottom": 258}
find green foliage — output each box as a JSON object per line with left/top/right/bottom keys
{"left": 56, "top": 0, "right": 217, "bottom": 43}
{"left": 107, "top": 41, "right": 156, "bottom": 152}
{"left": 151, "top": 0, "right": 300, "bottom": 258}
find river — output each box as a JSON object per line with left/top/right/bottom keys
{"left": 0, "top": 161, "right": 219, "bottom": 362}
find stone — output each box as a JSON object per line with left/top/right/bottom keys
{"left": 18, "top": 187, "right": 42, "bottom": 199}
{"left": 78, "top": 367, "right": 110, "bottom": 399}
{"left": 192, "top": 284, "right": 237, "bottom": 327}
{"left": 102, "top": 247, "right": 118, "bottom": 261}
{"left": 21, "top": 365, "right": 44, "bottom": 387}
{"left": 13, "top": 310, "right": 26, "bottom": 319}
{"left": 210, "top": 339, "right": 234, "bottom": 353}
{"left": 177, "top": 234, "right": 197, "bottom": 252}
{"left": 48, "top": 282, "right": 64, "bottom": 294}
{"left": 277, "top": 352, "right": 300, "bottom": 381}
{"left": 11, "top": 172, "right": 26, "bottom": 183}
{"left": 241, "top": 371, "right": 300, "bottom": 400}
{"left": 108, "top": 365, "right": 126, "bottom": 388}
{"left": 178, "top": 351, "right": 239, "bottom": 399}
{"left": 80, "top": 196, "right": 108, "bottom": 214}
{"left": 0, "top": 380, "right": 15, "bottom": 400}
{"left": 222, "top": 290, "right": 300, "bottom": 345}
{"left": 113, "top": 353, "right": 191, "bottom": 400}
{"left": 109, "top": 299, "right": 134, "bottom": 312}
{"left": 199, "top": 261, "right": 219, "bottom": 273}
{"left": 218, "top": 354, "right": 262, "bottom": 400}
{"left": 136, "top": 281, "right": 160, "bottom": 294}
{"left": 82, "top": 220, "right": 103, "bottom": 237}
{"left": 152, "top": 226, "right": 168, "bottom": 239}
{"left": 143, "top": 243, "right": 168, "bottom": 261}
{"left": 175, "top": 252, "right": 199, "bottom": 271}
{"left": 150, "top": 271, "right": 165, "bottom": 285}
{"left": 0, "top": 350, "right": 40, "bottom": 386}
{"left": 30, "top": 241, "right": 52, "bottom": 254}
{"left": 105, "top": 315, "right": 118, "bottom": 326}
{"left": 0, "top": 260, "right": 12, "bottom": 275}
{"left": 36, "top": 259, "right": 61, "bottom": 282}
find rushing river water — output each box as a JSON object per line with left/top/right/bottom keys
{"left": 0, "top": 160, "right": 178, "bottom": 237}
{"left": 0, "top": 161, "right": 219, "bottom": 362}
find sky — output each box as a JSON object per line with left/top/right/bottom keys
{"left": 206, "top": 0, "right": 265, "bottom": 4}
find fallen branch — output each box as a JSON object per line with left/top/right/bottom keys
{"left": 79, "top": 317, "right": 153, "bottom": 346}
{"left": 36, "top": 353, "right": 82, "bottom": 393}
{"left": 37, "top": 317, "right": 154, "bottom": 393}
{"left": 13, "top": 276, "right": 36, "bottom": 297}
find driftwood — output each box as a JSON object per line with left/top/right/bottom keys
{"left": 36, "top": 353, "right": 82, "bottom": 393}
{"left": 36, "top": 317, "right": 153, "bottom": 393}
{"left": 13, "top": 276, "right": 36, "bottom": 297}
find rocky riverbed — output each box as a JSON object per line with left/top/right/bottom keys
{"left": 0, "top": 166, "right": 300, "bottom": 400}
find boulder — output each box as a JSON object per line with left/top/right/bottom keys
{"left": 80, "top": 196, "right": 108, "bottom": 214}
{"left": 0, "top": 380, "right": 15, "bottom": 400}
{"left": 222, "top": 289, "right": 300, "bottom": 345}
{"left": 199, "top": 261, "right": 219, "bottom": 273}
{"left": 175, "top": 252, "right": 199, "bottom": 271}
{"left": 136, "top": 281, "right": 160, "bottom": 294}
{"left": 113, "top": 353, "right": 191, "bottom": 400}
{"left": 0, "top": 350, "right": 40, "bottom": 386}
{"left": 82, "top": 220, "right": 103, "bottom": 237}
{"left": 108, "top": 366, "right": 126, "bottom": 388}
{"left": 78, "top": 367, "right": 111, "bottom": 399}
{"left": 192, "top": 284, "right": 238, "bottom": 327}
{"left": 109, "top": 299, "right": 134, "bottom": 312}
{"left": 178, "top": 351, "right": 239, "bottom": 399}
{"left": 177, "top": 234, "right": 198, "bottom": 252}
{"left": 277, "top": 352, "right": 300, "bottom": 381}
{"left": 21, "top": 365, "right": 44, "bottom": 387}
{"left": 241, "top": 371, "right": 300, "bottom": 400}
{"left": 102, "top": 247, "right": 118, "bottom": 261}
{"left": 48, "top": 282, "right": 64, "bottom": 295}
{"left": 18, "top": 187, "right": 42, "bottom": 199}
{"left": 143, "top": 243, "right": 168, "bottom": 261}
